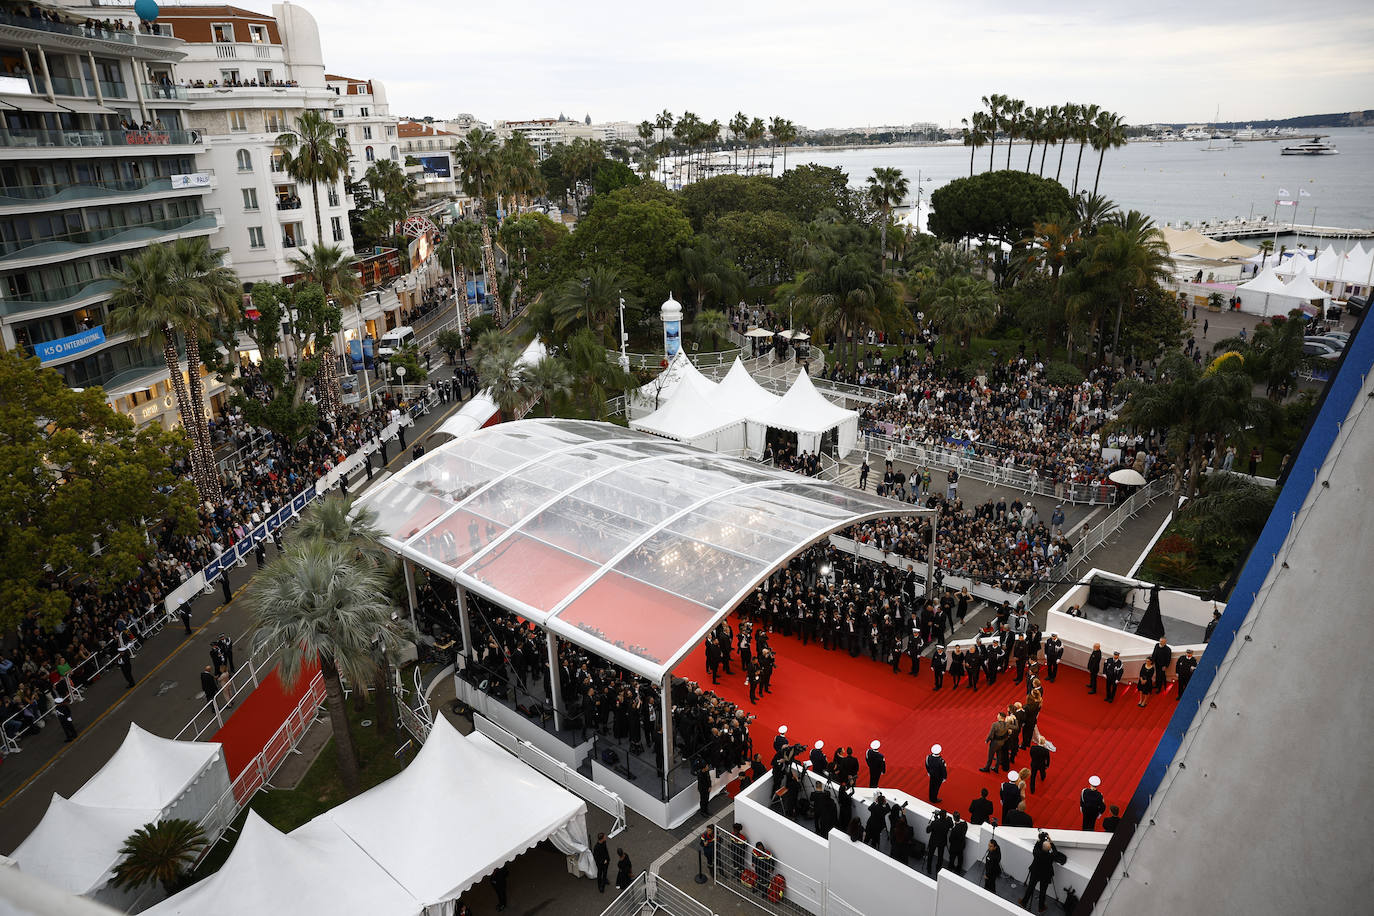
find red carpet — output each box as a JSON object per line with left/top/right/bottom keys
{"left": 211, "top": 661, "right": 319, "bottom": 779}
{"left": 675, "top": 620, "right": 1172, "bottom": 830}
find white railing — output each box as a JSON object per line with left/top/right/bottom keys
{"left": 174, "top": 636, "right": 285, "bottom": 742}
{"left": 195, "top": 670, "right": 326, "bottom": 844}
{"left": 473, "top": 713, "right": 627, "bottom": 836}
{"left": 598, "top": 872, "right": 712, "bottom": 916}
{"left": 860, "top": 432, "right": 1121, "bottom": 506}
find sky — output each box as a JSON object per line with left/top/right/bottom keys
{"left": 288, "top": 0, "right": 1373, "bottom": 128}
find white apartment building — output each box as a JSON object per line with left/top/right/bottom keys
{"left": 324, "top": 72, "right": 396, "bottom": 185}
{"left": 2, "top": 0, "right": 225, "bottom": 430}
{"left": 156, "top": 3, "right": 355, "bottom": 285}
{"left": 494, "top": 116, "right": 600, "bottom": 156}
{"left": 397, "top": 120, "right": 460, "bottom": 199}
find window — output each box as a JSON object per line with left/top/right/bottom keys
{"left": 333, "top": 108, "right": 343, "bottom": 119}
{"left": 365, "top": 146, "right": 374, "bottom": 161}
{"left": 248, "top": 24, "right": 268, "bottom": 44}
{"left": 236, "top": 149, "right": 252, "bottom": 171}
{"left": 361, "top": 126, "right": 372, "bottom": 140}
{"left": 228, "top": 110, "right": 248, "bottom": 132}
{"left": 359, "top": 107, "right": 369, "bottom": 117}
{"left": 327, "top": 187, "right": 340, "bottom": 207}
{"left": 264, "top": 109, "right": 286, "bottom": 133}
{"left": 242, "top": 188, "right": 259, "bottom": 210}
{"left": 390, "top": 145, "right": 398, "bottom": 161}
{"left": 331, "top": 216, "right": 343, "bottom": 242}
{"left": 220, "top": 69, "right": 239, "bottom": 84}
{"left": 336, "top": 128, "right": 346, "bottom": 140}
{"left": 257, "top": 69, "right": 273, "bottom": 84}
{"left": 386, "top": 125, "right": 395, "bottom": 137}
{"left": 212, "top": 22, "right": 235, "bottom": 42}
{"left": 247, "top": 226, "right": 264, "bottom": 248}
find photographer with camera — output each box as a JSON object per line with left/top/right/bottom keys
{"left": 1019, "top": 832, "right": 1069, "bottom": 913}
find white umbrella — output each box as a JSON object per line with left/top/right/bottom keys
{"left": 780, "top": 330, "right": 810, "bottom": 340}
{"left": 744, "top": 327, "right": 775, "bottom": 338}
{"left": 1109, "top": 468, "right": 1147, "bottom": 486}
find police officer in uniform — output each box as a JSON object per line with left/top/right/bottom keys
{"left": 925, "top": 744, "right": 947, "bottom": 803}
{"left": 866, "top": 740, "right": 886, "bottom": 788}
{"left": 1080, "top": 776, "right": 1106, "bottom": 831}
{"left": 1044, "top": 633, "right": 1064, "bottom": 682}
{"left": 1104, "top": 651, "right": 1124, "bottom": 702}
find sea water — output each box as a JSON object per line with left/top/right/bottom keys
{"left": 782, "top": 127, "right": 1374, "bottom": 245}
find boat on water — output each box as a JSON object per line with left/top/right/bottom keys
{"left": 1281, "top": 137, "right": 1339, "bottom": 156}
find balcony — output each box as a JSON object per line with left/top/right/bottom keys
{"left": 0, "top": 277, "right": 116, "bottom": 318}
{"left": 0, "top": 128, "right": 202, "bottom": 150}
{"left": 209, "top": 41, "right": 285, "bottom": 62}
{"left": 142, "top": 83, "right": 188, "bottom": 101}
{"left": 0, "top": 171, "right": 215, "bottom": 207}
{"left": 275, "top": 197, "right": 302, "bottom": 211}
{"left": 0, "top": 212, "right": 218, "bottom": 263}
{"left": 97, "top": 80, "right": 129, "bottom": 100}
{"left": 0, "top": 10, "right": 138, "bottom": 45}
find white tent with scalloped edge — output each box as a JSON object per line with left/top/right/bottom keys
{"left": 1235, "top": 266, "right": 1300, "bottom": 317}
{"left": 745, "top": 369, "right": 859, "bottom": 458}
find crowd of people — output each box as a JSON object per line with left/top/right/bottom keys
{"left": 1, "top": 379, "right": 423, "bottom": 748}
{"left": 436, "top": 586, "right": 756, "bottom": 785}
{"left": 399, "top": 278, "right": 456, "bottom": 330}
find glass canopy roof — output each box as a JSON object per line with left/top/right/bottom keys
{"left": 360, "top": 419, "right": 923, "bottom": 680}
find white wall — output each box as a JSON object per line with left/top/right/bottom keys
{"left": 827, "top": 827, "right": 936, "bottom": 915}
{"left": 934, "top": 870, "right": 1024, "bottom": 916}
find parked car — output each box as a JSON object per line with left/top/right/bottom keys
{"left": 1302, "top": 339, "right": 1341, "bottom": 358}
{"left": 1317, "top": 332, "right": 1350, "bottom": 347}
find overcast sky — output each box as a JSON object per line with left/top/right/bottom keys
{"left": 299, "top": 0, "right": 1373, "bottom": 128}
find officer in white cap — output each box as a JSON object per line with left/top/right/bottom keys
{"left": 925, "top": 743, "right": 948, "bottom": 803}
{"left": 1081, "top": 775, "right": 1106, "bottom": 831}
{"left": 866, "top": 740, "right": 886, "bottom": 788}
{"left": 773, "top": 725, "right": 789, "bottom": 756}
{"left": 1001, "top": 770, "right": 1022, "bottom": 821}
{"left": 809, "top": 740, "right": 829, "bottom": 775}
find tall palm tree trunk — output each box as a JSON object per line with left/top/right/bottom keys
{"left": 1073, "top": 143, "right": 1087, "bottom": 195}
{"left": 480, "top": 213, "right": 501, "bottom": 323}
{"left": 1040, "top": 143, "right": 1050, "bottom": 176}
{"left": 1056, "top": 143, "right": 1067, "bottom": 182}
{"left": 310, "top": 178, "right": 323, "bottom": 247}
{"left": 182, "top": 332, "right": 222, "bottom": 503}
{"left": 1026, "top": 140, "right": 1034, "bottom": 171}
{"left": 1006, "top": 140, "right": 1013, "bottom": 170}
{"left": 457, "top": 266, "right": 471, "bottom": 324}
{"left": 160, "top": 329, "right": 212, "bottom": 498}
{"left": 320, "top": 655, "right": 361, "bottom": 793}
{"left": 1093, "top": 150, "right": 1107, "bottom": 195}
{"left": 969, "top": 146, "right": 976, "bottom": 177}
{"left": 988, "top": 140, "right": 995, "bottom": 172}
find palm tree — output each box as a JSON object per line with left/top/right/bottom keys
{"left": 1002, "top": 97, "right": 1025, "bottom": 170}
{"left": 275, "top": 110, "right": 350, "bottom": 248}
{"left": 1040, "top": 104, "right": 1063, "bottom": 176}
{"left": 1257, "top": 239, "right": 1274, "bottom": 267}
{"left": 675, "top": 238, "right": 745, "bottom": 318}
{"left": 794, "top": 249, "right": 898, "bottom": 369}
{"left": 929, "top": 274, "right": 998, "bottom": 355}
{"left": 551, "top": 265, "right": 629, "bottom": 342}
{"left": 106, "top": 242, "right": 225, "bottom": 500}
{"left": 1080, "top": 210, "right": 1173, "bottom": 363}
{"left": 473, "top": 330, "right": 526, "bottom": 417}
{"left": 1211, "top": 312, "right": 1310, "bottom": 400}
{"left": 774, "top": 118, "right": 798, "bottom": 173}
{"left": 498, "top": 133, "right": 543, "bottom": 212}
{"left": 564, "top": 327, "right": 637, "bottom": 419}
{"left": 745, "top": 117, "right": 767, "bottom": 173}
{"left": 1179, "top": 472, "right": 1279, "bottom": 538}
{"left": 1074, "top": 191, "right": 1119, "bottom": 232}
{"left": 290, "top": 243, "right": 362, "bottom": 414}
{"left": 1024, "top": 106, "right": 1044, "bottom": 171}
{"left": 247, "top": 539, "right": 402, "bottom": 793}
{"left": 865, "top": 166, "right": 909, "bottom": 270}
{"left": 438, "top": 220, "right": 483, "bottom": 324}
{"left": 111, "top": 819, "right": 206, "bottom": 894}
{"left": 655, "top": 109, "right": 674, "bottom": 178}
{"left": 694, "top": 308, "right": 729, "bottom": 351}
{"left": 729, "top": 112, "right": 749, "bottom": 170}
{"left": 456, "top": 128, "right": 503, "bottom": 321}
{"left": 1072, "top": 103, "right": 1102, "bottom": 195}
{"left": 980, "top": 94, "right": 1004, "bottom": 168}
{"left": 962, "top": 116, "right": 988, "bottom": 177}
{"left": 1056, "top": 103, "right": 1077, "bottom": 183}
{"left": 172, "top": 238, "right": 240, "bottom": 489}
{"left": 1091, "top": 110, "right": 1128, "bottom": 195}
{"left": 522, "top": 353, "right": 573, "bottom": 417}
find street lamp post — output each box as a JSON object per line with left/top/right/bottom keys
{"left": 617, "top": 297, "right": 629, "bottom": 371}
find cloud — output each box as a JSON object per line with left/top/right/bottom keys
{"left": 296, "top": 0, "right": 1372, "bottom": 126}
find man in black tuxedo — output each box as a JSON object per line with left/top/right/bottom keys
{"left": 1104, "top": 651, "right": 1124, "bottom": 702}
{"left": 1086, "top": 643, "right": 1103, "bottom": 694}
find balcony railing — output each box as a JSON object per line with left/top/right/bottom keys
{"left": 275, "top": 198, "right": 301, "bottom": 210}
{"left": 141, "top": 82, "right": 188, "bottom": 101}
{"left": 0, "top": 277, "right": 116, "bottom": 316}
{"left": 0, "top": 128, "right": 202, "bottom": 149}
{"left": 0, "top": 212, "right": 217, "bottom": 260}
{"left": 0, "top": 170, "right": 215, "bottom": 205}
{"left": 0, "top": 10, "right": 138, "bottom": 45}
{"left": 48, "top": 75, "right": 84, "bottom": 95}
{"left": 210, "top": 42, "right": 284, "bottom": 61}
{"left": 97, "top": 79, "right": 128, "bottom": 99}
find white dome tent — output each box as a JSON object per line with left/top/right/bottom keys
{"left": 1235, "top": 266, "right": 1300, "bottom": 317}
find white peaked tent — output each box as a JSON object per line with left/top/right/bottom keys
{"left": 73, "top": 724, "right": 229, "bottom": 820}
{"left": 310, "top": 717, "right": 595, "bottom": 908}
{"left": 9, "top": 795, "right": 160, "bottom": 898}
{"left": 1276, "top": 252, "right": 1315, "bottom": 278}
{"left": 712, "top": 357, "right": 782, "bottom": 416}
{"left": 142, "top": 811, "right": 421, "bottom": 916}
{"left": 630, "top": 350, "right": 717, "bottom": 415}
{"left": 1235, "top": 266, "right": 1299, "bottom": 317}
{"left": 1281, "top": 274, "right": 1331, "bottom": 314}
{"left": 630, "top": 373, "right": 747, "bottom": 452}
{"left": 746, "top": 370, "right": 860, "bottom": 459}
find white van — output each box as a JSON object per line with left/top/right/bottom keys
{"left": 377, "top": 326, "right": 415, "bottom": 358}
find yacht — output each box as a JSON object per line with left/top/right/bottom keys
{"left": 1281, "top": 137, "right": 1338, "bottom": 155}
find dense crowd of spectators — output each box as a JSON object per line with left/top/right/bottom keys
{"left": 1, "top": 382, "right": 416, "bottom": 746}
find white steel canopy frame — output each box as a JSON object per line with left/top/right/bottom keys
{"left": 358, "top": 419, "right": 925, "bottom": 681}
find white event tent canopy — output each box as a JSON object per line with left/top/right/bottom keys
{"left": 714, "top": 357, "right": 782, "bottom": 416}
{"left": 1281, "top": 274, "right": 1330, "bottom": 314}
{"left": 9, "top": 725, "right": 228, "bottom": 905}
{"left": 1235, "top": 266, "right": 1299, "bottom": 317}
{"left": 745, "top": 370, "right": 860, "bottom": 459}
{"left": 628, "top": 350, "right": 717, "bottom": 416}
{"left": 146, "top": 718, "right": 594, "bottom": 916}
{"left": 629, "top": 372, "right": 746, "bottom": 452}
{"left": 312, "top": 717, "right": 594, "bottom": 907}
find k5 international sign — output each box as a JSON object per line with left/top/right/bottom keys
{"left": 35, "top": 326, "right": 105, "bottom": 363}
{"left": 171, "top": 172, "right": 212, "bottom": 189}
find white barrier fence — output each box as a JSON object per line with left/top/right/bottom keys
{"left": 860, "top": 433, "right": 1121, "bottom": 506}
{"left": 597, "top": 872, "right": 712, "bottom": 916}
{"left": 828, "top": 534, "right": 1031, "bottom": 609}
{"left": 473, "top": 713, "right": 628, "bottom": 837}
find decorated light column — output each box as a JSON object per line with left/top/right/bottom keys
{"left": 661, "top": 294, "right": 683, "bottom": 361}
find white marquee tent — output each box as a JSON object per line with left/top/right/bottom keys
{"left": 1235, "top": 266, "right": 1300, "bottom": 317}
{"left": 630, "top": 373, "right": 746, "bottom": 452}
{"left": 713, "top": 357, "right": 782, "bottom": 417}
{"left": 746, "top": 370, "right": 859, "bottom": 458}
{"left": 629, "top": 350, "right": 717, "bottom": 416}
{"left": 141, "top": 811, "right": 422, "bottom": 916}
{"left": 9, "top": 726, "right": 228, "bottom": 905}
{"left": 310, "top": 716, "right": 595, "bottom": 908}
{"left": 1281, "top": 274, "right": 1331, "bottom": 314}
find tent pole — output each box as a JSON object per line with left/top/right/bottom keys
{"left": 661, "top": 675, "right": 674, "bottom": 801}
{"left": 455, "top": 585, "right": 473, "bottom": 663}
{"left": 402, "top": 559, "right": 418, "bottom": 634}
{"left": 546, "top": 630, "right": 563, "bottom": 731}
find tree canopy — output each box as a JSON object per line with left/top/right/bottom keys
{"left": 0, "top": 353, "right": 198, "bottom": 630}
{"left": 928, "top": 170, "right": 1073, "bottom": 248}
